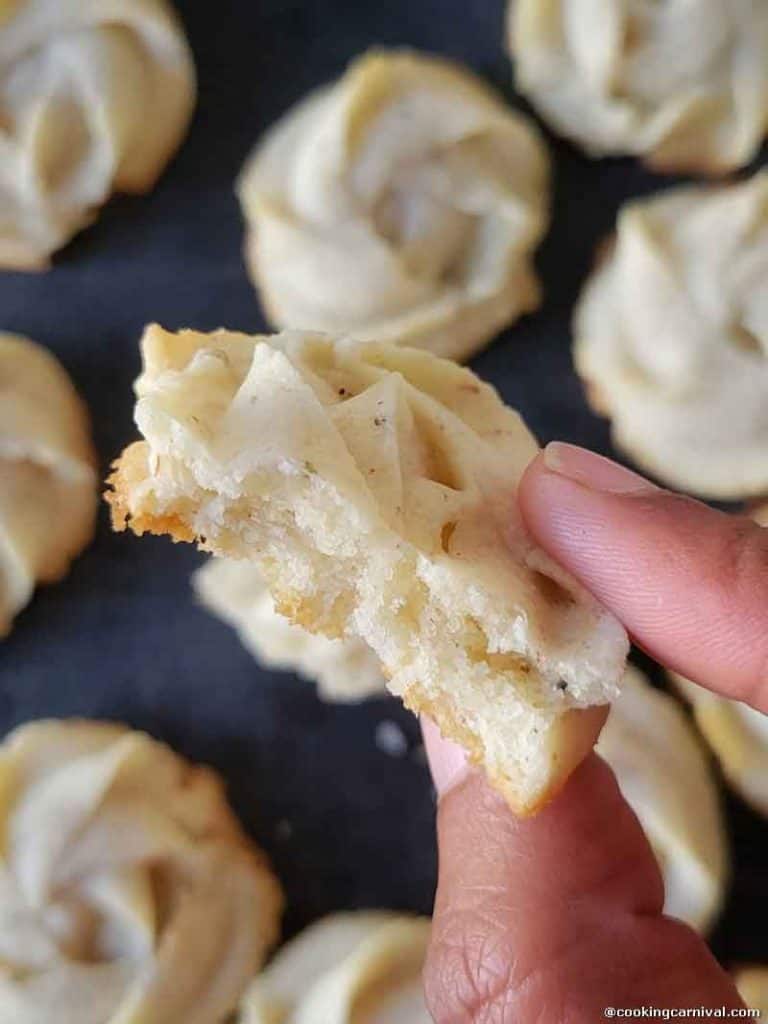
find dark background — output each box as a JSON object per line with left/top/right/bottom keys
{"left": 0, "top": 0, "right": 765, "bottom": 965}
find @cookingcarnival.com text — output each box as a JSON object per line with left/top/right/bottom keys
{"left": 603, "top": 1008, "right": 760, "bottom": 1019}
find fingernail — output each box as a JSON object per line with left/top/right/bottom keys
{"left": 421, "top": 717, "right": 470, "bottom": 798}
{"left": 543, "top": 443, "right": 658, "bottom": 495}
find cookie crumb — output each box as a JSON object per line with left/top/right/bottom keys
{"left": 274, "top": 818, "right": 293, "bottom": 841}
{"left": 375, "top": 719, "right": 408, "bottom": 757}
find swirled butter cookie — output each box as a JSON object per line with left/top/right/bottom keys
{"left": 0, "top": 0, "right": 195, "bottom": 268}
{"left": 107, "top": 325, "right": 629, "bottom": 814}
{"left": 194, "top": 558, "right": 386, "bottom": 702}
{"left": 734, "top": 967, "right": 768, "bottom": 1017}
{"left": 0, "top": 719, "right": 282, "bottom": 1024}
{"left": 240, "top": 912, "right": 430, "bottom": 1024}
{"left": 669, "top": 685, "right": 768, "bottom": 820}
{"left": 597, "top": 667, "right": 729, "bottom": 934}
{"left": 574, "top": 174, "right": 768, "bottom": 499}
{"left": 509, "top": 0, "right": 768, "bottom": 174}
{"left": 238, "top": 50, "right": 549, "bottom": 361}
{"left": 0, "top": 332, "right": 96, "bottom": 635}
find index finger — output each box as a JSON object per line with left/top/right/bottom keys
{"left": 519, "top": 444, "right": 768, "bottom": 711}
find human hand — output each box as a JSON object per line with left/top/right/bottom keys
{"left": 422, "top": 443, "right": 767, "bottom": 1022}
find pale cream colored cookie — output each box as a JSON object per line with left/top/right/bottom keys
{"left": 0, "top": 719, "right": 283, "bottom": 1024}
{"left": 237, "top": 50, "right": 549, "bottom": 361}
{"left": 574, "top": 174, "right": 768, "bottom": 499}
{"left": 509, "top": 0, "right": 768, "bottom": 174}
{"left": 597, "top": 667, "right": 729, "bottom": 934}
{"left": 107, "top": 325, "right": 629, "bottom": 815}
{"left": 194, "top": 558, "right": 386, "bottom": 702}
{"left": 0, "top": 0, "right": 195, "bottom": 269}
{"left": 734, "top": 966, "right": 768, "bottom": 1017}
{"left": 0, "top": 332, "right": 96, "bottom": 635}
{"left": 670, "top": 673, "right": 768, "bottom": 820}
{"left": 239, "top": 912, "right": 431, "bottom": 1024}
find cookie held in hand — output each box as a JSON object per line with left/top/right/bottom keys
{"left": 107, "top": 325, "right": 628, "bottom": 814}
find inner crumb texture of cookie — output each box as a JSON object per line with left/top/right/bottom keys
{"left": 109, "top": 446, "right": 606, "bottom": 811}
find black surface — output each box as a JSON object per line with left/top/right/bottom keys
{"left": 0, "top": 0, "right": 765, "bottom": 964}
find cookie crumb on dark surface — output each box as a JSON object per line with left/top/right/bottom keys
{"left": 375, "top": 719, "right": 409, "bottom": 758}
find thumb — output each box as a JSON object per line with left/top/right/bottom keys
{"left": 422, "top": 720, "right": 743, "bottom": 1023}
{"left": 518, "top": 443, "right": 768, "bottom": 710}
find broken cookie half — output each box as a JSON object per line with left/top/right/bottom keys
{"left": 107, "top": 325, "right": 628, "bottom": 814}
